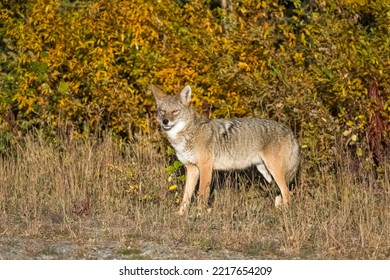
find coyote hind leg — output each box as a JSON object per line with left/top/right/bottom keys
{"left": 269, "top": 167, "right": 290, "bottom": 206}
{"left": 260, "top": 153, "right": 290, "bottom": 207}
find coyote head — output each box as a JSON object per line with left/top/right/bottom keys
{"left": 150, "top": 85, "right": 192, "bottom": 135}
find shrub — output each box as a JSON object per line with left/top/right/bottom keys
{"left": 1, "top": 0, "right": 389, "bottom": 166}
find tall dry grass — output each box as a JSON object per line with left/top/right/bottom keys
{"left": 0, "top": 132, "right": 389, "bottom": 259}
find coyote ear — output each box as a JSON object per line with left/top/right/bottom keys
{"left": 179, "top": 85, "right": 192, "bottom": 106}
{"left": 149, "top": 84, "right": 165, "bottom": 102}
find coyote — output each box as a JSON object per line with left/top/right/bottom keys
{"left": 151, "top": 85, "right": 299, "bottom": 216}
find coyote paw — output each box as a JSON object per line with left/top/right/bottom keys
{"left": 176, "top": 209, "right": 185, "bottom": 216}
{"left": 275, "top": 195, "right": 290, "bottom": 209}
{"left": 274, "top": 195, "right": 283, "bottom": 208}
{"left": 177, "top": 204, "right": 189, "bottom": 217}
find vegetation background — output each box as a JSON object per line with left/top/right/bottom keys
{"left": 0, "top": 0, "right": 389, "bottom": 259}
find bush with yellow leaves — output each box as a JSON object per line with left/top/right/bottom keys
{"left": 1, "top": 0, "right": 389, "bottom": 166}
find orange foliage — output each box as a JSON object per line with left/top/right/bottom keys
{"left": 1, "top": 0, "right": 389, "bottom": 163}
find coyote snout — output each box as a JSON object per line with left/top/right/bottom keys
{"left": 151, "top": 84, "right": 300, "bottom": 216}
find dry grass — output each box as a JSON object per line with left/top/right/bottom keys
{"left": 0, "top": 132, "right": 389, "bottom": 259}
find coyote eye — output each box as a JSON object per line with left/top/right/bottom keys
{"left": 172, "top": 110, "right": 180, "bottom": 115}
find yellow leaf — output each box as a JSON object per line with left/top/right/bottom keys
{"left": 343, "top": 130, "right": 352, "bottom": 136}
{"left": 237, "top": 61, "right": 250, "bottom": 71}
{"left": 168, "top": 184, "right": 177, "bottom": 191}
{"left": 356, "top": 148, "right": 363, "bottom": 157}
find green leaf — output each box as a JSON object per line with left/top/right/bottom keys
{"left": 37, "top": 73, "right": 47, "bottom": 83}
{"left": 167, "top": 146, "right": 175, "bottom": 156}
{"left": 58, "top": 82, "right": 69, "bottom": 94}
{"left": 165, "top": 165, "right": 175, "bottom": 173}
{"left": 31, "top": 62, "right": 48, "bottom": 74}
{"left": 173, "top": 160, "right": 183, "bottom": 169}
{"left": 178, "top": 175, "right": 186, "bottom": 182}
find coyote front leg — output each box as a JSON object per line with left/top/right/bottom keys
{"left": 178, "top": 164, "right": 199, "bottom": 216}
{"left": 197, "top": 162, "right": 213, "bottom": 208}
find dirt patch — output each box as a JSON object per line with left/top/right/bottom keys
{"left": 0, "top": 235, "right": 252, "bottom": 260}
